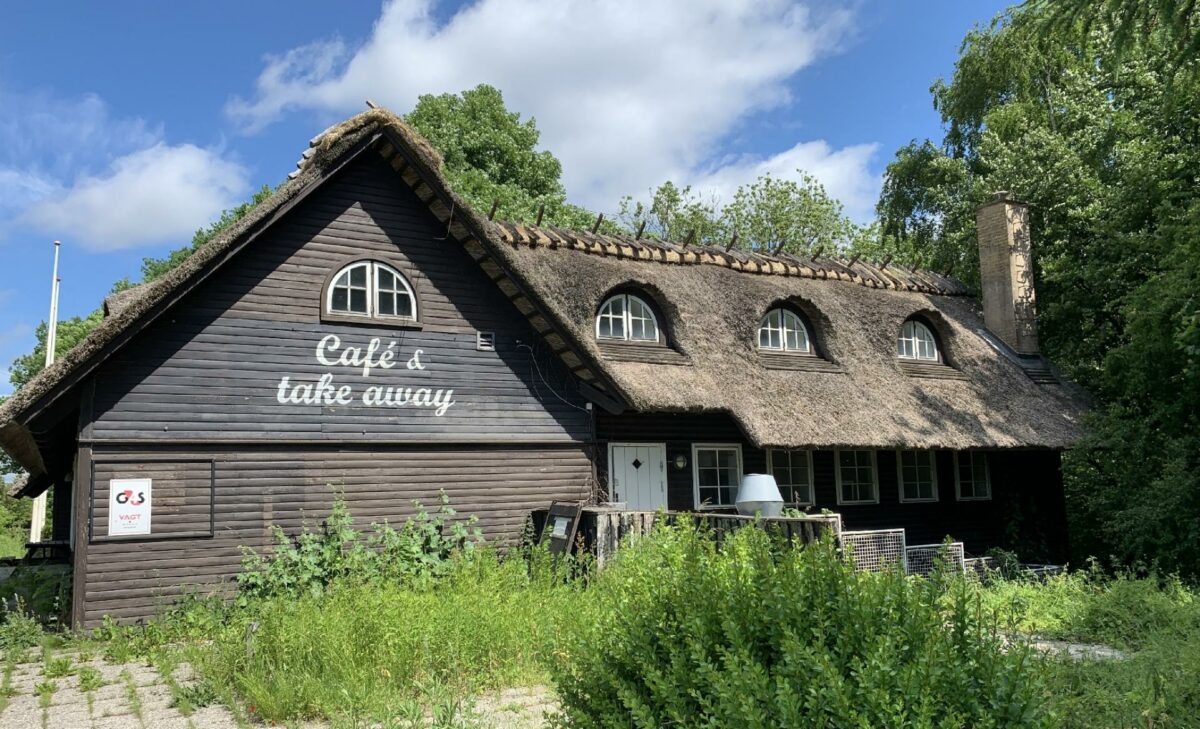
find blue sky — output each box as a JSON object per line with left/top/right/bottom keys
{"left": 0, "top": 0, "right": 1011, "bottom": 396}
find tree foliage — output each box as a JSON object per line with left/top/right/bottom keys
{"left": 404, "top": 84, "right": 600, "bottom": 230}
{"left": 874, "top": 5, "right": 1200, "bottom": 574}
{"left": 619, "top": 172, "right": 868, "bottom": 255}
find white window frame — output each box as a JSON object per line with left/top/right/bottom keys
{"left": 896, "top": 449, "right": 939, "bottom": 503}
{"left": 767, "top": 449, "right": 814, "bottom": 506}
{"left": 326, "top": 260, "right": 417, "bottom": 321}
{"left": 954, "top": 451, "right": 992, "bottom": 501}
{"left": 897, "top": 319, "right": 939, "bottom": 362}
{"left": 692, "top": 443, "right": 743, "bottom": 510}
{"left": 758, "top": 308, "right": 812, "bottom": 354}
{"left": 596, "top": 293, "right": 660, "bottom": 343}
{"left": 835, "top": 449, "right": 879, "bottom": 505}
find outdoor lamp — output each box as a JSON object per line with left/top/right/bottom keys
{"left": 736, "top": 473, "right": 784, "bottom": 517}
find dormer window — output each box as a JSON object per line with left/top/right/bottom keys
{"left": 759, "top": 308, "right": 811, "bottom": 353}
{"left": 327, "top": 261, "right": 416, "bottom": 321}
{"left": 897, "top": 319, "right": 938, "bottom": 361}
{"left": 597, "top": 293, "right": 659, "bottom": 343}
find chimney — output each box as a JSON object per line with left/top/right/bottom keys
{"left": 975, "top": 192, "right": 1039, "bottom": 355}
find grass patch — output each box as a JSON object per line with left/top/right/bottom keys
{"left": 978, "top": 569, "right": 1200, "bottom": 726}
{"left": 190, "top": 549, "right": 580, "bottom": 724}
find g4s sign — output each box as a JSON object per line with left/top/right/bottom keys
{"left": 108, "top": 478, "right": 152, "bottom": 536}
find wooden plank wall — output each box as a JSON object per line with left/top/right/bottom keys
{"left": 76, "top": 150, "right": 598, "bottom": 626}
{"left": 81, "top": 444, "right": 591, "bottom": 625}
{"left": 89, "top": 152, "right": 591, "bottom": 443}
{"left": 596, "top": 411, "right": 1067, "bottom": 558}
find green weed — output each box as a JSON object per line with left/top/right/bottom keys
{"left": 77, "top": 665, "right": 103, "bottom": 692}
{"left": 34, "top": 679, "right": 56, "bottom": 707}
{"left": 42, "top": 655, "right": 72, "bottom": 678}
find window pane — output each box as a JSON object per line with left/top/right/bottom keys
{"left": 378, "top": 269, "right": 395, "bottom": 290}
{"left": 332, "top": 288, "right": 348, "bottom": 311}
{"left": 598, "top": 318, "right": 612, "bottom": 338}
{"left": 350, "top": 265, "right": 367, "bottom": 287}
{"left": 698, "top": 449, "right": 716, "bottom": 468}
{"left": 395, "top": 294, "right": 413, "bottom": 318}
{"left": 378, "top": 293, "right": 395, "bottom": 316}
{"left": 334, "top": 271, "right": 350, "bottom": 288}
{"left": 350, "top": 289, "right": 368, "bottom": 313}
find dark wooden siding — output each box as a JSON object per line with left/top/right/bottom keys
{"left": 80, "top": 443, "right": 592, "bottom": 626}
{"left": 76, "top": 150, "right": 595, "bottom": 625}
{"left": 597, "top": 411, "right": 1067, "bottom": 559}
{"left": 88, "top": 152, "right": 591, "bottom": 443}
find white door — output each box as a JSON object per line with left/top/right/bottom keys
{"left": 608, "top": 443, "right": 667, "bottom": 510}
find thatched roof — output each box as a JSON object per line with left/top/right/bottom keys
{"left": 490, "top": 238, "right": 1086, "bottom": 449}
{"left": 0, "top": 108, "right": 1086, "bottom": 481}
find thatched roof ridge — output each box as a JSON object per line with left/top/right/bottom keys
{"left": 493, "top": 222, "right": 971, "bottom": 296}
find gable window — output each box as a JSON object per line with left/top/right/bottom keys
{"left": 836, "top": 449, "right": 878, "bottom": 505}
{"left": 897, "top": 450, "right": 938, "bottom": 502}
{"left": 693, "top": 443, "right": 742, "bottom": 509}
{"left": 897, "top": 319, "right": 939, "bottom": 361}
{"left": 759, "top": 308, "right": 811, "bottom": 353}
{"left": 955, "top": 452, "right": 991, "bottom": 500}
{"left": 768, "top": 449, "right": 813, "bottom": 506}
{"left": 327, "top": 261, "right": 416, "bottom": 321}
{"left": 597, "top": 293, "right": 659, "bottom": 343}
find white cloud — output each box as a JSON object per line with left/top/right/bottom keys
{"left": 687, "top": 140, "right": 881, "bottom": 223}
{"left": 0, "top": 89, "right": 250, "bottom": 251}
{"left": 21, "top": 144, "right": 249, "bottom": 251}
{"left": 227, "top": 0, "right": 862, "bottom": 211}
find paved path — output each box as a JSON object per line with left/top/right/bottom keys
{"left": 0, "top": 646, "right": 556, "bottom": 728}
{"left": 0, "top": 651, "right": 239, "bottom": 729}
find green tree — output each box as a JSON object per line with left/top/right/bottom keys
{"left": 405, "top": 84, "right": 600, "bottom": 230}
{"left": 616, "top": 181, "right": 723, "bottom": 243}
{"left": 874, "top": 5, "right": 1200, "bottom": 573}
{"left": 723, "top": 172, "right": 859, "bottom": 255}
{"left": 618, "top": 172, "right": 867, "bottom": 256}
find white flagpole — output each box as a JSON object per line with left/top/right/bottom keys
{"left": 29, "top": 240, "right": 60, "bottom": 544}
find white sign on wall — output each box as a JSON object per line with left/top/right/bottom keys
{"left": 108, "top": 478, "right": 152, "bottom": 536}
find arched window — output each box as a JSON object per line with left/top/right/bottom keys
{"left": 758, "top": 308, "right": 811, "bottom": 353}
{"left": 897, "top": 319, "right": 939, "bottom": 361}
{"left": 596, "top": 293, "right": 659, "bottom": 342}
{"left": 327, "top": 261, "right": 416, "bottom": 321}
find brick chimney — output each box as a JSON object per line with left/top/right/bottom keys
{"left": 975, "top": 192, "right": 1039, "bottom": 355}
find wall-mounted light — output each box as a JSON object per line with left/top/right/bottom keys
{"left": 673, "top": 453, "right": 689, "bottom": 470}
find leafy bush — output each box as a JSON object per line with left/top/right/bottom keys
{"left": 0, "top": 564, "right": 71, "bottom": 626}
{"left": 550, "top": 525, "right": 1049, "bottom": 728}
{"left": 0, "top": 600, "right": 43, "bottom": 651}
{"left": 236, "top": 492, "right": 482, "bottom": 603}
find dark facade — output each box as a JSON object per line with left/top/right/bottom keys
{"left": 596, "top": 412, "right": 1068, "bottom": 559}
{"left": 69, "top": 153, "right": 594, "bottom": 625}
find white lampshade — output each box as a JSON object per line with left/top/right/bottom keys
{"left": 736, "top": 473, "right": 784, "bottom": 517}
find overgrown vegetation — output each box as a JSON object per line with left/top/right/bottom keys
{"left": 552, "top": 526, "right": 1047, "bottom": 728}
{"left": 0, "top": 496, "right": 1197, "bottom": 726}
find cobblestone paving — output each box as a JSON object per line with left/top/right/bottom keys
{"left": 0, "top": 650, "right": 239, "bottom": 729}
{"left": 0, "top": 646, "right": 557, "bottom": 728}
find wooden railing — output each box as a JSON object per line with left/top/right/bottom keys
{"left": 578, "top": 507, "right": 842, "bottom": 567}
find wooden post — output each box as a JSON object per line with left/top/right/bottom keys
{"left": 591, "top": 213, "right": 604, "bottom": 233}
{"left": 635, "top": 221, "right": 647, "bottom": 239}
{"left": 488, "top": 200, "right": 500, "bottom": 220}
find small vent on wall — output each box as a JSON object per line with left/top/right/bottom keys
{"left": 476, "top": 331, "right": 496, "bottom": 351}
